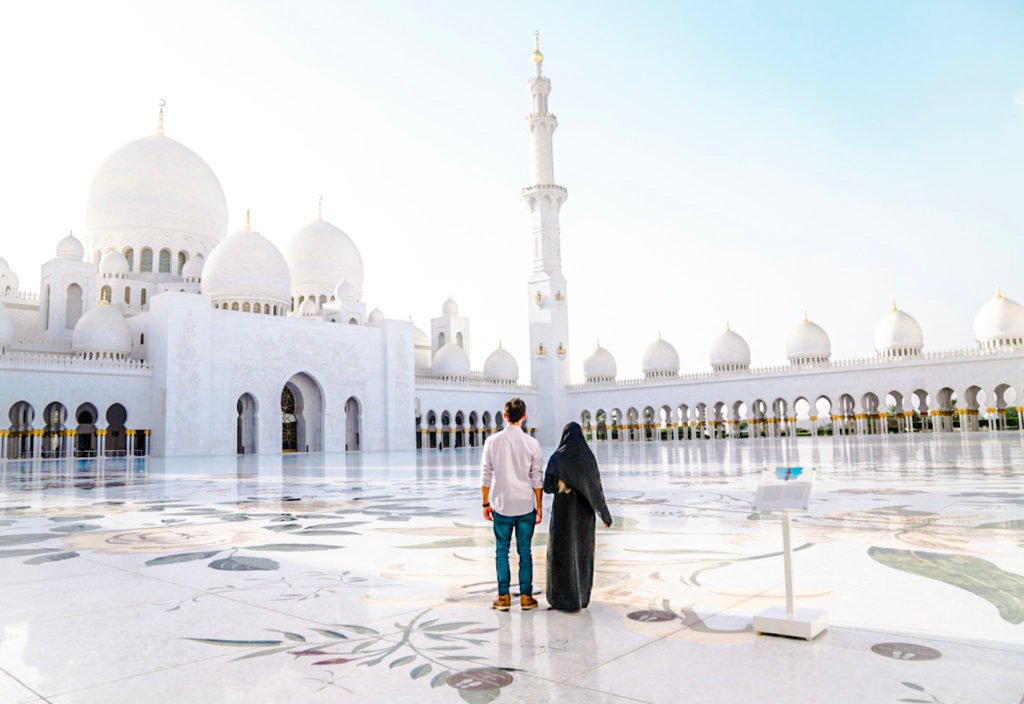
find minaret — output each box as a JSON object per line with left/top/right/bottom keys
{"left": 522, "top": 32, "right": 570, "bottom": 445}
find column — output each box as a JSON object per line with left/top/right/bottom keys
{"left": 96, "top": 429, "right": 107, "bottom": 456}
{"left": 127, "top": 429, "right": 136, "bottom": 456}
{"left": 0, "top": 430, "right": 6, "bottom": 461}
{"left": 32, "top": 430, "right": 42, "bottom": 459}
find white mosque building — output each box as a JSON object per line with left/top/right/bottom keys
{"left": 2, "top": 39, "right": 1024, "bottom": 460}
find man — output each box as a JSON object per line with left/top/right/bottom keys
{"left": 481, "top": 397, "right": 543, "bottom": 611}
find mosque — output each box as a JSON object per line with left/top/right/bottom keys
{"left": 1, "top": 39, "right": 1023, "bottom": 460}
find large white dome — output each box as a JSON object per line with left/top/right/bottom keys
{"left": 201, "top": 220, "right": 291, "bottom": 310}
{"left": 286, "top": 219, "right": 364, "bottom": 301}
{"left": 484, "top": 344, "right": 519, "bottom": 383}
{"left": 85, "top": 134, "right": 228, "bottom": 258}
{"left": 710, "top": 325, "right": 751, "bottom": 372}
{"left": 432, "top": 342, "right": 470, "bottom": 378}
{"left": 71, "top": 304, "right": 132, "bottom": 358}
{"left": 786, "top": 315, "right": 831, "bottom": 365}
{"left": 973, "top": 291, "right": 1024, "bottom": 349}
{"left": 642, "top": 336, "right": 680, "bottom": 378}
{"left": 874, "top": 304, "right": 924, "bottom": 357}
{"left": 583, "top": 343, "right": 617, "bottom": 382}
{"left": 0, "top": 301, "right": 14, "bottom": 346}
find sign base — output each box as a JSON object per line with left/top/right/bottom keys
{"left": 753, "top": 605, "right": 828, "bottom": 640}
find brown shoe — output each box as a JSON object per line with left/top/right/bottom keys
{"left": 492, "top": 594, "right": 511, "bottom": 611}
{"left": 521, "top": 595, "right": 538, "bottom": 610}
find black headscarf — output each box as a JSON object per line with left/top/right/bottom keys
{"left": 546, "top": 422, "right": 611, "bottom": 525}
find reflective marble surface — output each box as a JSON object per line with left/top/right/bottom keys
{"left": 1, "top": 434, "right": 1023, "bottom": 703}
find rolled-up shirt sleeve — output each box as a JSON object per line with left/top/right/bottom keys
{"left": 481, "top": 439, "right": 494, "bottom": 487}
{"left": 529, "top": 441, "right": 543, "bottom": 488}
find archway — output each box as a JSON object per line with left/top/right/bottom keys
{"left": 105, "top": 404, "right": 128, "bottom": 456}
{"left": 42, "top": 402, "right": 67, "bottom": 458}
{"left": 345, "top": 397, "right": 361, "bottom": 451}
{"left": 236, "top": 393, "right": 258, "bottom": 454}
{"left": 75, "top": 403, "right": 97, "bottom": 456}
{"left": 8, "top": 401, "right": 35, "bottom": 459}
{"left": 282, "top": 373, "right": 324, "bottom": 452}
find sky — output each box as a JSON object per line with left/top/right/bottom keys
{"left": 0, "top": 0, "right": 1022, "bottom": 380}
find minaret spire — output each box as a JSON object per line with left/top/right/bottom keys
{"left": 317, "top": 195, "right": 324, "bottom": 222}
{"left": 522, "top": 35, "right": 570, "bottom": 445}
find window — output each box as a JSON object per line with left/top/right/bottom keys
{"left": 124, "top": 248, "right": 134, "bottom": 271}
{"left": 177, "top": 251, "right": 187, "bottom": 275}
{"left": 124, "top": 287, "right": 131, "bottom": 304}
{"left": 141, "top": 289, "right": 147, "bottom": 306}
{"left": 101, "top": 285, "right": 112, "bottom": 303}
{"left": 43, "top": 284, "right": 50, "bottom": 330}
{"left": 140, "top": 248, "right": 153, "bottom": 272}
{"left": 242, "top": 302, "right": 250, "bottom": 312}
{"left": 159, "top": 249, "right": 171, "bottom": 273}
{"left": 319, "top": 295, "right": 326, "bottom": 305}
{"left": 439, "top": 332, "right": 446, "bottom": 347}
{"left": 140, "top": 333, "right": 145, "bottom": 345}
{"left": 231, "top": 302, "right": 239, "bottom": 311}
{"left": 65, "top": 283, "right": 83, "bottom": 329}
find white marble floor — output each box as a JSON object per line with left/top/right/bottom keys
{"left": 1, "top": 434, "right": 1022, "bottom": 703}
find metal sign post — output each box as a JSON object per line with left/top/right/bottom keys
{"left": 751, "top": 467, "right": 828, "bottom": 640}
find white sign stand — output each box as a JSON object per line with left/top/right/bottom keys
{"left": 751, "top": 467, "right": 828, "bottom": 640}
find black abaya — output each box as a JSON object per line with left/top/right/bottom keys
{"left": 544, "top": 422, "right": 613, "bottom": 612}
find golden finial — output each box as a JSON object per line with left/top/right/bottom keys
{"left": 533, "top": 30, "right": 544, "bottom": 76}
{"left": 997, "top": 286, "right": 1003, "bottom": 299}
{"left": 317, "top": 195, "right": 323, "bottom": 222}
{"left": 725, "top": 320, "right": 731, "bottom": 331}
{"left": 156, "top": 98, "right": 166, "bottom": 136}
{"left": 244, "top": 209, "right": 252, "bottom": 231}
{"left": 596, "top": 337, "right": 601, "bottom": 348}
{"left": 498, "top": 339, "right": 503, "bottom": 349}
{"left": 803, "top": 311, "right": 809, "bottom": 322}
{"left": 892, "top": 299, "right": 898, "bottom": 311}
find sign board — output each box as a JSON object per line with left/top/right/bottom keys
{"left": 752, "top": 466, "right": 815, "bottom": 511}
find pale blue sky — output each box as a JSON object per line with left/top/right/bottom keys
{"left": 0, "top": 1, "right": 1021, "bottom": 378}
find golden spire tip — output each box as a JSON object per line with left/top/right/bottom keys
{"left": 533, "top": 30, "right": 544, "bottom": 75}
{"left": 892, "top": 299, "right": 898, "bottom": 311}
{"left": 803, "top": 310, "right": 808, "bottom": 322}
{"left": 244, "top": 209, "right": 252, "bottom": 231}
{"left": 997, "top": 286, "right": 1003, "bottom": 298}
{"left": 725, "top": 320, "right": 730, "bottom": 331}
{"left": 317, "top": 195, "right": 323, "bottom": 222}
{"left": 156, "top": 98, "right": 166, "bottom": 136}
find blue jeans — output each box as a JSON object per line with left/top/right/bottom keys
{"left": 493, "top": 510, "right": 536, "bottom": 596}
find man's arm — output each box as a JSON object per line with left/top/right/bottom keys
{"left": 481, "top": 440, "right": 493, "bottom": 522}
{"left": 530, "top": 441, "right": 543, "bottom": 524}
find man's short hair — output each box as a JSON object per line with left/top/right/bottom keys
{"left": 504, "top": 397, "right": 526, "bottom": 424}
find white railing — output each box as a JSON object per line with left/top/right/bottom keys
{"left": 1, "top": 290, "right": 38, "bottom": 303}
{"left": 0, "top": 350, "right": 151, "bottom": 372}
{"left": 416, "top": 374, "right": 535, "bottom": 392}
{"left": 567, "top": 346, "right": 1024, "bottom": 390}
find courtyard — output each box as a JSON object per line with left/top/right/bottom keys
{"left": 0, "top": 434, "right": 1022, "bottom": 703}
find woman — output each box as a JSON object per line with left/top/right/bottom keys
{"left": 544, "top": 421, "right": 613, "bottom": 612}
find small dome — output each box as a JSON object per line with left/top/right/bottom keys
{"left": 710, "top": 325, "right": 751, "bottom": 372}
{"left": 99, "top": 250, "right": 130, "bottom": 276}
{"left": 56, "top": 232, "right": 85, "bottom": 261}
{"left": 201, "top": 220, "right": 291, "bottom": 307}
{"left": 286, "top": 219, "right": 364, "bottom": 302}
{"left": 583, "top": 343, "right": 617, "bottom": 382}
{"left": 368, "top": 307, "right": 384, "bottom": 324}
{"left": 182, "top": 255, "right": 204, "bottom": 280}
{"left": 786, "top": 315, "right": 831, "bottom": 364}
{"left": 874, "top": 304, "right": 924, "bottom": 357}
{"left": 974, "top": 291, "right": 1024, "bottom": 349}
{"left": 71, "top": 304, "right": 132, "bottom": 357}
{"left": 85, "top": 134, "right": 228, "bottom": 257}
{"left": 0, "top": 301, "right": 14, "bottom": 346}
{"left": 484, "top": 344, "right": 519, "bottom": 383}
{"left": 642, "top": 336, "right": 680, "bottom": 377}
{"left": 299, "top": 297, "right": 318, "bottom": 317}
{"left": 334, "top": 280, "right": 359, "bottom": 302}
{"left": 432, "top": 342, "right": 470, "bottom": 378}
{"left": 442, "top": 298, "right": 459, "bottom": 316}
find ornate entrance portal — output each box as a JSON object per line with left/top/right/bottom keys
{"left": 281, "top": 387, "right": 298, "bottom": 452}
